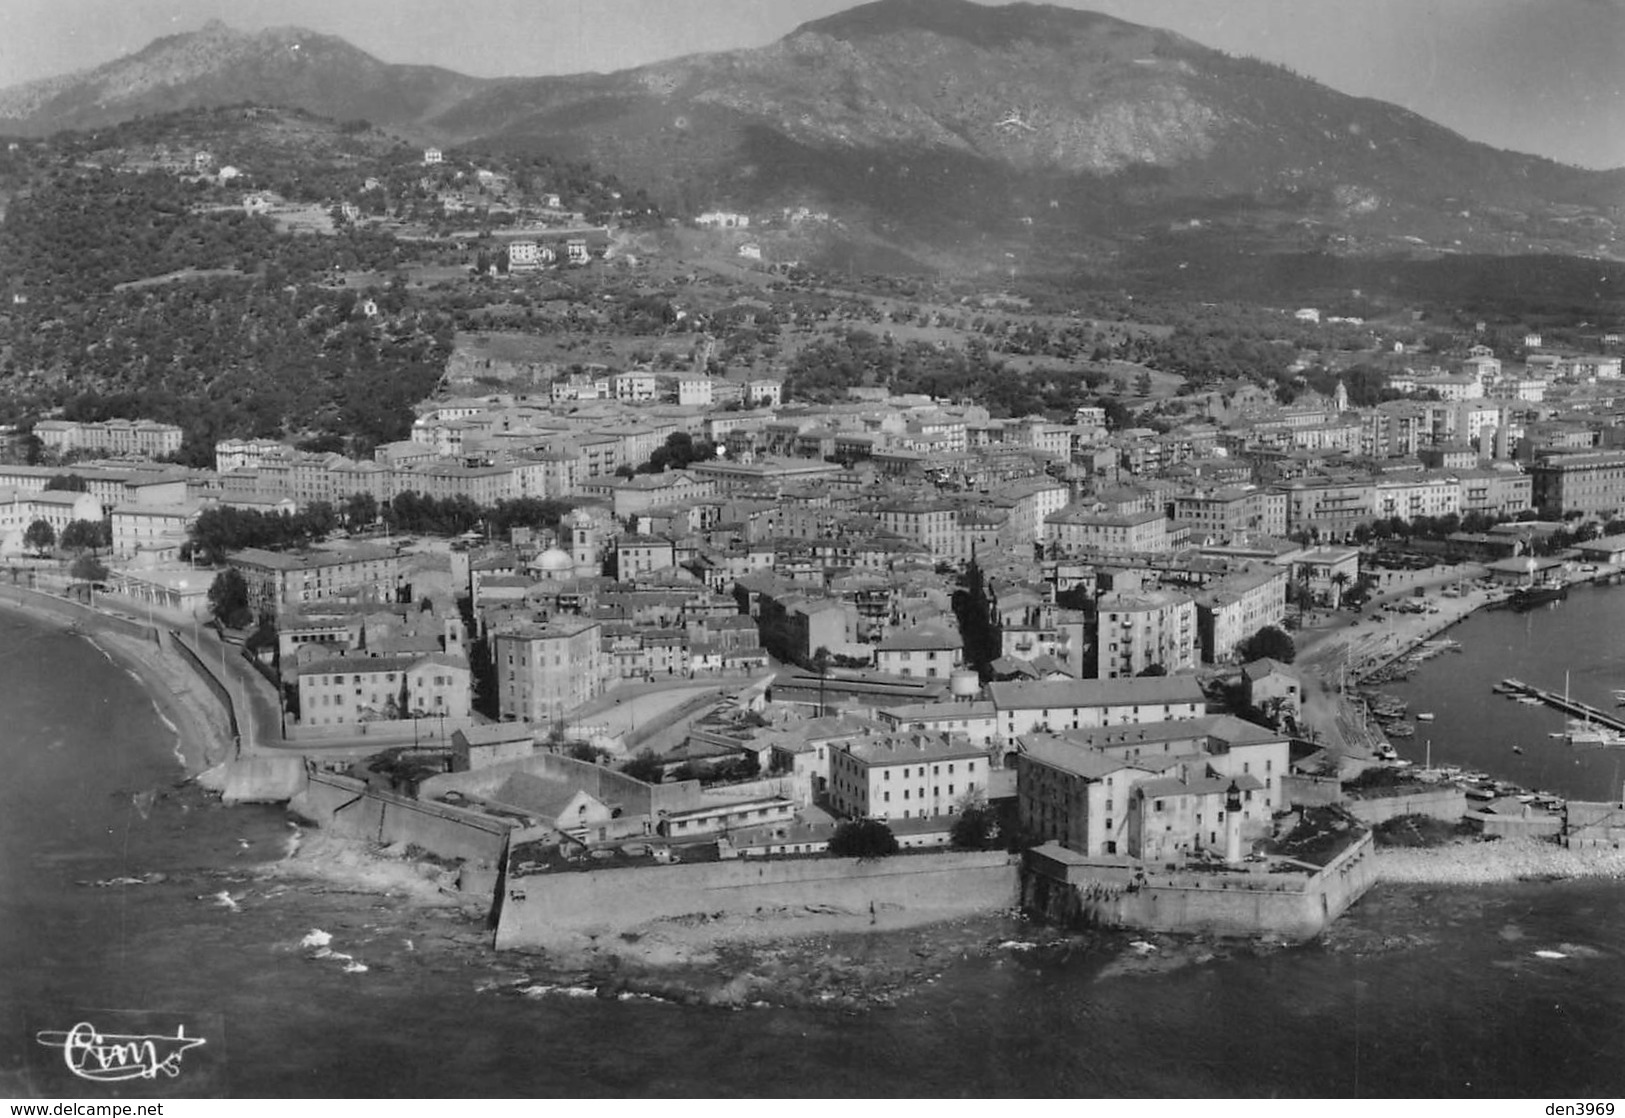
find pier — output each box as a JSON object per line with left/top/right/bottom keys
{"left": 1497, "top": 678, "right": 1625, "bottom": 733}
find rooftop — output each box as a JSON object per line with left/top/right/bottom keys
{"left": 989, "top": 675, "right": 1206, "bottom": 711}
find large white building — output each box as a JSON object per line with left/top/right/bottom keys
{"left": 35, "top": 419, "right": 183, "bottom": 460}
{"left": 989, "top": 675, "right": 1207, "bottom": 740}
{"left": 826, "top": 732, "right": 991, "bottom": 823}
{"left": 111, "top": 501, "right": 203, "bottom": 562}
{"left": 1093, "top": 589, "right": 1197, "bottom": 679}
{"left": 1046, "top": 508, "right": 1173, "bottom": 555}
{"left": 0, "top": 488, "right": 102, "bottom": 554}
{"left": 493, "top": 619, "right": 607, "bottom": 726}
{"left": 1018, "top": 715, "right": 1288, "bottom": 858}
{"left": 296, "top": 652, "right": 472, "bottom": 726}
{"left": 1193, "top": 566, "right": 1289, "bottom": 664}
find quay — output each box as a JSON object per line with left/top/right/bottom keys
{"left": 1498, "top": 678, "right": 1625, "bottom": 733}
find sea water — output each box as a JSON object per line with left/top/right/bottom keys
{"left": 2, "top": 606, "right": 1624, "bottom": 1098}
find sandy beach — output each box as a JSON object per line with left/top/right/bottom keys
{"left": 0, "top": 587, "right": 232, "bottom": 774}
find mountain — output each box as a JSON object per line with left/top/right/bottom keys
{"left": 0, "top": 20, "right": 484, "bottom": 136}
{"left": 3, "top": 1, "right": 1620, "bottom": 274}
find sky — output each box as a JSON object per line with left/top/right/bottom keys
{"left": 2, "top": 0, "right": 1622, "bottom": 169}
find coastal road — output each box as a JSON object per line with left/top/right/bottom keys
{"left": 1291, "top": 562, "right": 1490, "bottom": 760}
{"left": 184, "top": 624, "right": 286, "bottom": 756}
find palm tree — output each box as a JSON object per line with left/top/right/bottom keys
{"left": 1296, "top": 566, "right": 1314, "bottom": 624}
{"left": 1330, "top": 571, "right": 1351, "bottom": 609}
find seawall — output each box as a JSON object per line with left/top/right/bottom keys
{"left": 494, "top": 849, "right": 1018, "bottom": 950}
{"left": 1345, "top": 787, "right": 1467, "bottom": 825}
{"left": 292, "top": 768, "right": 512, "bottom": 869}
{"left": 0, "top": 580, "right": 160, "bottom": 643}
{"left": 0, "top": 583, "right": 236, "bottom": 772}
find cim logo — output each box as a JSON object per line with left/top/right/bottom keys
{"left": 29, "top": 1010, "right": 224, "bottom": 1097}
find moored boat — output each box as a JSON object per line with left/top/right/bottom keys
{"left": 1508, "top": 583, "right": 1568, "bottom": 612}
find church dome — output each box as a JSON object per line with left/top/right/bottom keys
{"left": 537, "top": 547, "right": 573, "bottom": 572}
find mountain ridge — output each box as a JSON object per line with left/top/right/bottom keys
{"left": 1, "top": 0, "right": 1618, "bottom": 270}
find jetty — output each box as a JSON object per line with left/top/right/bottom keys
{"left": 1497, "top": 678, "right": 1625, "bottom": 733}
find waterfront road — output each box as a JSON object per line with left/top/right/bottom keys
{"left": 182, "top": 622, "right": 286, "bottom": 756}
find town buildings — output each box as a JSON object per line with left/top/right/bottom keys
{"left": 296, "top": 652, "right": 472, "bottom": 726}
{"left": 35, "top": 419, "right": 183, "bottom": 460}
{"left": 492, "top": 619, "right": 607, "bottom": 726}
{"left": 826, "top": 732, "right": 992, "bottom": 823}
{"left": 228, "top": 545, "right": 402, "bottom": 613}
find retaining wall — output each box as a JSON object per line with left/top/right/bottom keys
{"left": 165, "top": 631, "right": 239, "bottom": 739}
{"left": 421, "top": 752, "right": 701, "bottom": 820}
{"left": 1474, "top": 811, "right": 1564, "bottom": 841}
{"left": 217, "top": 756, "right": 306, "bottom": 803}
{"left": 286, "top": 716, "right": 477, "bottom": 743}
{"left": 296, "top": 769, "right": 512, "bottom": 867}
{"left": 1283, "top": 774, "right": 1342, "bottom": 808}
{"left": 1345, "top": 787, "right": 1466, "bottom": 825}
{"left": 495, "top": 849, "right": 1017, "bottom": 949}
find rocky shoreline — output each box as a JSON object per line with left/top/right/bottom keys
{"left": 1375, "top": 837, "right": 1625, "bottom": 885}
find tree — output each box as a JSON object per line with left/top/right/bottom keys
{"left": 342, "top": 491, "right": 379, "bottom": 530}
{"left": 207, "top": 568, "right": 252, "bottom": 629}
{"left": 1330, "top": 571, "right": 1352, "bottom": 608}
{"left": 1238, "top": 625, "right": 1296, "bottom": 664}
{"left": 69, "top": 553, "right": 109, "bottom": 584}
{"left": 828, "top": 819, "right": 899, "bottom": 859}
{"left": 811, "top": 645, "right": 833, "bottom": 717}
{"left": 60, "top": 519, "right": 109, "bottom": 553}
{"left": 619, "top": 749, "right": 664, "bottom": 784}
{"left": 952, "top": 555, "right": 1002, "bottom": 680}
{"left": 23, "top": 519, "right": 54, "bottom": 555}
{"left": 949, "top": 794, "right": 999, "bottom": 850}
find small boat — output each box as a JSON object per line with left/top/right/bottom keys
{"left": 1517, "top": 696, "right": 1545, "bottom": 705}
{"left": 1512, "top": 745, "right": 1524, "bottom": 754}
{"left": 1416, "top": 712, "right": 1435, "bottom": 722}
{"left": 1387, "top": 722, "right": 1416, "bottom": 738}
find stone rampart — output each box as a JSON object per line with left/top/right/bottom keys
{"left": 296, "top": 768, "right": 511, "bottom": 867}
{"left": 1023, "top": 833, "right": 1376, "bottom": 941}
{"left": 217, "top": 756, "right": 306, "bottom": 803}
{"left": 1283, "top": 774, "right": 1342, "bottom": 808}
{"left": 421, "top": 752, "right": 702, "bottom": 820}
{"left": 494, "top": 850, "right": 1017, "bottom": 949}
{"left": 1345, "top": 787, "right": 1466, "bottom": 825}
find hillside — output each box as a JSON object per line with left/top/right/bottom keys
{"left": 0, "top": 20, "right": 483, "bottom": 136}
{"left": 0, "top": 0, "right": 1619, "bottom": 277}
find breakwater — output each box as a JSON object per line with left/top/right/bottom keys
{"left": 1499, "top": 678, "right": 1625, "bottom": 734}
